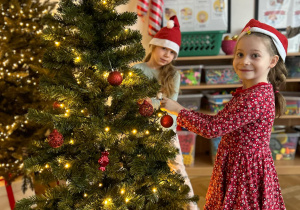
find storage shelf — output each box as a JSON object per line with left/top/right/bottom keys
{"left": 198, "top": 109, "right": 300, "bottom": 119}
{"left": 175, "top": 52, "right": 300, "bottom": 66}
{"left": 177, "top": 52, "right": 300, "bottom": 62}
{"left": 180, "top": 83, "right": 241, "bottom": 90}
{"left": 177, "top": 54, "right": 233, "bottom": 61}
{"left": 186, "top": 153, "right": 300, "bottom": 177}
{"left": 180, "top": 78, "right": 300, "bottom": 90}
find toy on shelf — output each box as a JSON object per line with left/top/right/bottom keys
{"left": 205, "top": 91, "right": 233, "bottom": 113}
{"left": 177, "top": 94, "right": 203, "bottom": 111}
{"left": 210, "top": 137, "right": 221, "bottom": 163}
{"left": 177, "top": 65, "right": 203, "bottom": 86}
{"left": 177, "top": 131, "right": 197, "bottom": 166}
{"left": 204, "top": 65, "right": 241, "bottom": 84}
{"left": 281, "top": 92, "right": 300, "bottom": 115}
{"left": 270, "top": 126, "right": 299, "bottom": 160}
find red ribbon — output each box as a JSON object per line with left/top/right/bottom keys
{"left": 0, "top": 178, "right": 16, "bottom": 210}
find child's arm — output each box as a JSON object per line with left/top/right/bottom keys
{"left": 160, "top": 97, "right": 184, "bottom": 116}
{"left": 151, "top": 71, "right": 180, "bottom": 108}
{"left": 162, "top": 93, "right": 272, "bottom": 139}
{"left": 170, "top": 71, "right": 180, "bottom": 101}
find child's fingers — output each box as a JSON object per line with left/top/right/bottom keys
{"left": 145, "top": 97, "right": 152, "bottom": 105}
{"left": 160, "top": 97, "right": 167, "bottom": 106}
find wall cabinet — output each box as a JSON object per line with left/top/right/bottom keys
{"left": 176, "top": 53, "right": 300, "bottom": 176}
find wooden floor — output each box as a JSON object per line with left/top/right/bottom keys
{"left": 190, "top": 174, "right": 300, "bottom": 209}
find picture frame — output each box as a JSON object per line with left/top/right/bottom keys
{"left": 162, "top": 0, "right": 231, "bottom": 33}
{"left": 255, "top": 0, "right": 300, "bottom": 31}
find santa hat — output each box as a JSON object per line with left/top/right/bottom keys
{"left": 149, "top": 15, "right": 181, "bottom": 59}
{"left": 238, "top": 19, "right": 288, "bottom": 61}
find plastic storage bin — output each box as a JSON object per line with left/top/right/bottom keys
{"left": 270, "top": 126, "right": 299, "bottom": 160}
{"left": 177, "top": 65, "right": 203, "bottom": 86}
{"left": 210, "top": 137, "right": 221, "bottom": 164}
{"left": 204, "top": 65, "right": 241, "bottom": 84}
{"left": 205, "top": 92, "right": 232, "bottom": 113}
{"left": 177, "top": 94, "right": 203, "bottom": 111}
{"left": 281, "top": 92, "right": 300, "bottom": 115}
{"left": 285, "top": 56, "right": 300, "bottom": 77}
{"left": 179, "top": 31, "right": 225, "bottom": 57}
{"left": 177, "top": 131, "right": 197, "bottom": 166}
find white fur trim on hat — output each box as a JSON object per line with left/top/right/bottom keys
{"left": 149, "top": 38, "right": 180, "bottom": 59}
{"left": 238, "top": 27, "right": 286, "bottom": 61}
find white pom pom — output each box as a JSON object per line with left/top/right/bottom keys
{"left": 167, "top": 20, "right": 174, "bottom": 29}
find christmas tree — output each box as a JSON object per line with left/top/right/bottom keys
{"left": 0, "top": 0, "right": 56, "bottom": 185}
{"left": 16, "top": 0, "right": 198, "bottom": 209}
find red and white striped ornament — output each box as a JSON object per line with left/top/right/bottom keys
{"left": 137, "top": 0, "right": 164, "bottom": 36}
{"left": 137, "top": 0, "right": 149, "bottom": 17}
{"left": 148, "top": 0, "right": 164, "bottom": 36}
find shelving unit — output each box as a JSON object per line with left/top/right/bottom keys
{"left": 176, "top": 53, "right": 300, "bottom": 176}
{"left": 186, "top": 153, "right": 300, "bottom": 176}
{"left": 180, "top": 78, "right": 300, "bottom": 90}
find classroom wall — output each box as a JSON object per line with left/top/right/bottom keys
{"left": 117, "top": 0, "right": 256, "bottom": 55}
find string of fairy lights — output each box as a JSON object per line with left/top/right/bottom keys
{"left": 0, "top": 3, "right": 50, "bottom": 171}
{"left": 38, "top": 153, "right": 162, "bottom": 205}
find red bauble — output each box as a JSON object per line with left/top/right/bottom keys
{"left": 48, "top": 129, "right": 64, "bottom": 148}
{"left": 139, "top": 100, "right": 154, "bottom": 117}
{"left": 107, "top": 71, "right": 123, "bottom": 86}
{"left": 98, "top": 151, "right": 109, "bottom": 171}
{"left": 53, "top": 101, "right": 60, "bottom": 109}
{"left": 160, "top": 115, "right": 174, "bottom": 128}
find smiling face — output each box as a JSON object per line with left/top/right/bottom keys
{"left": 149, "top": 46, "right": 176, "bottom": 69}
{"left": 233, "top": 34, "right": 279, "bottom": 89}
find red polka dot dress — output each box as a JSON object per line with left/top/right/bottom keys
{"left": 177, "top": 83, "right": 286, "bottom": 210}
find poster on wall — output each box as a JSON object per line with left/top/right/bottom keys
{"left": 163, "top": 0, "right": 230, "bottom": 32}
{"left": 255, "top": 0, "right": 300, "bottom": 30}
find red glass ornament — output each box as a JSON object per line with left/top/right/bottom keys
{"left": 53, "top": 101, "right": 60, "bottom": 109}
{"left": 160, "top": 115, "right": 173, "bottom": 128}
{"left": 48, "top": 129, "right": 64, "bottom": 148}
{"left": 107, "top": 71, "right": 123, "bottom": 86}
{"left": 138, "top": 100, "right": 154, "bottom": 117}
{"left": 98, "top": 151, "right": 109, "bottom": 171}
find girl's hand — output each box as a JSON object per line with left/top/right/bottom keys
{"left": 160, "top": 97, "right": 185, "bottom": 116}
{"left": 145, "top": 97, "right": 152, "bottom": 105}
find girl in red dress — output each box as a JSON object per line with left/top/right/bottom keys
{"left": 161, "top": 19, "right": 288, "bottom": 209}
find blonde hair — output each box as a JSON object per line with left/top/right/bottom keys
{"left": 144, "top": 46, "right": 178, "bottom": 97}
{"left": 237, "top": 32, "right": 287, "bottom": 117}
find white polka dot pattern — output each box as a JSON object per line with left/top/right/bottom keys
{"left": 177, "top": 83, "right": 286, "bottom": 210}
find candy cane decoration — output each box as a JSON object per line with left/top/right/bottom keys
{"left": 137, "top": 0, "right": 150, "bottom": 17}
{"left": 148, "top": 0, "right": 164, "bottom": 36}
